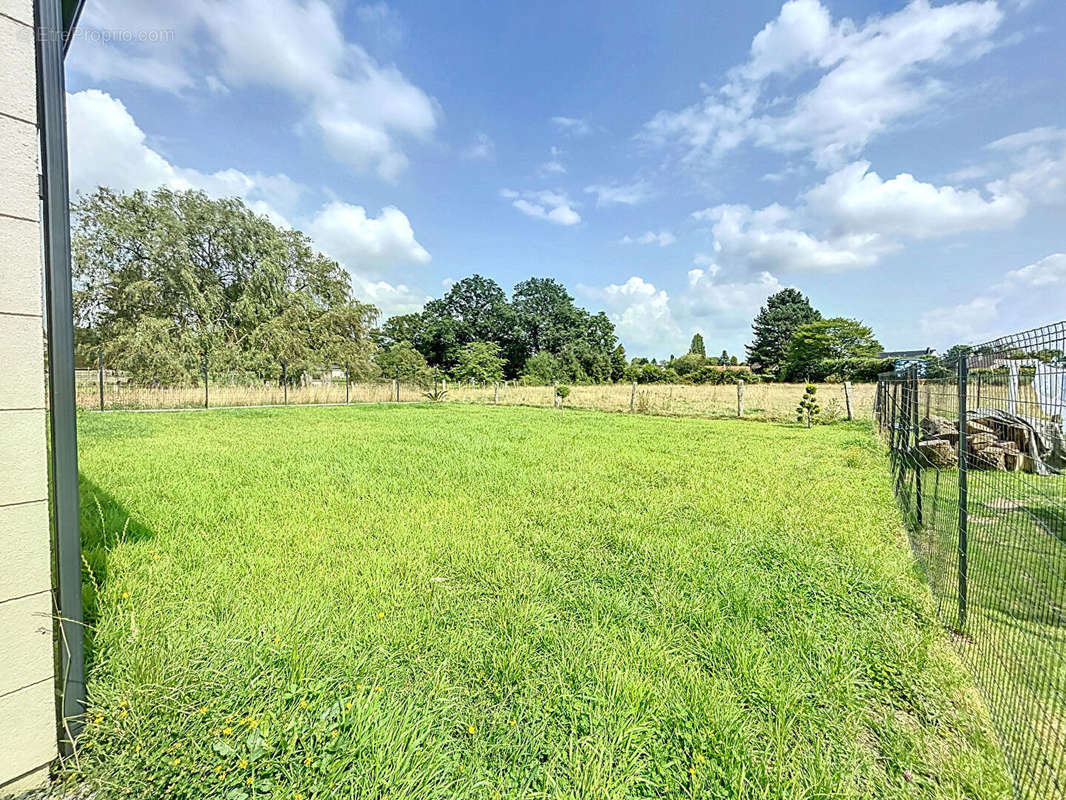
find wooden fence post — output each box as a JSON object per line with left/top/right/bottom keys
{"left": 737, "top": 380, "right": 744, "bottom": 417}
{"left": 843, "top": 381, "right": 854, "bottom": 421}
{"left": 393, "top": 377, "right": 399, "bottom": 403}
{"left": 552, "top": 382, "right": 558, "bottom": 409}
{"left": 493, "top": 382, "right": 499, "bottom": 404}
{"left": 630, "top": 381, "right": 637, "bottom": 412}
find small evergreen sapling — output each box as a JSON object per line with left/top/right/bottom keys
{"left": 797, "top": 383, "right": 820, "bottom": 428}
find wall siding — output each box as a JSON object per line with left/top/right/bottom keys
{"left": 0, "top": 1, "right": 57, "bottom": 794}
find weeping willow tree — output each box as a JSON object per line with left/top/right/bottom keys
{"left": 72, "top": 187, "right": 379, "bottom": 385}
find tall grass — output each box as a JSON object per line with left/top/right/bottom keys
{"left": 76, "top": 379, "right": 875, "bottom": 424}
{"left": 70, "top": 405, "right": 1008, "bottom": 799}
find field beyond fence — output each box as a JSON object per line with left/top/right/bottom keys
{"left": 879, "top": 320, "right": 1066, "bottom": 800}
{"left": 75, "top": 376, "right": 875, "bottom": 423}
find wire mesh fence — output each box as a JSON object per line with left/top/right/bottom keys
{"left": 877, "top": 321, "right": 1066, "bottom": 799}
{"left": 74, "top": 350, "right": 877, "bottom": 421}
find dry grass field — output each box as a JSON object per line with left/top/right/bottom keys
{"left": 77, "top": 379, "right": 876, "bottom": 423}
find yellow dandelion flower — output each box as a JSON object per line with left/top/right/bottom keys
{"left": 356, "top": 684, "right": 363, "bottom": 691}
{"left": 304, "top": 756, "right": 312, "bottom": 767}
{"left": 345, "top": 702, "right": 353, "bottom": 711}
{"left": 695, "top": 753, "right": 705, "bottom": 763}
{"left": 239, "top": 758, "right": 248, "bottom": 769}
{"left": 119, "top": 710, "right": 128, "bottom": 719}
{"left": 246, "top": 777, "right": 254, "bottom": 786}
{"left": 509, "top": 719, "right": 516, "bottom": 726}
{"left": 467, "top": 725, "right": 476, "bottom": 735}
{"left": 223, "top": 726, "right": 233, "bottom": 736}
{"left": 153, "top": 554, "right": 160, "bottom": 561}
{"left": 689, "top": 767, "right": 695, "bottom": 776}
{"left": 377, "top": 611, "right": 385, "bottom": 618}
{"left": 171, "top": 758, "right": 181, "bottom": 767}
{"left": 295, "top": 794, "right": 304, "bottom": 800}
{"left": 374, "top": 686, "right": 382, "bottom": 693}
{"left": 122, "top": 592, "right": 130, "bottom": 599}
{"left": 248, "top": 719, "right": 258, "bottom": 729}
{"left": 299, "top": 699, "right": 308, "bottom": 709}
{"left": 330, "top": 730, "right": 339, "bottom": 739}
{"left": 272, "top": 636, "right": 280, "bottom": 644}
{"left": 198, "top": 707, "right": 208, "bottom": 716}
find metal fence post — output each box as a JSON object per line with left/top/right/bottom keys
{"left": 911, "top": 365, "right": 922, "bottom": 527}
{"left": 957, "top": 356, "right": 969, "bottom": 629}
{"left": 202, "top": 351, "right": 209, "bottom": 408}
{"left": 98, "top": 347, "right": 104, "bottom": 411}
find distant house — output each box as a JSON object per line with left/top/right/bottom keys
{"left": 878, "top": 347, "right": 938, "bottom": 376}
{"left": 878, "top": 347, "right": 938, "bottom": 360}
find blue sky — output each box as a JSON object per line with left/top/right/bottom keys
{"left": 65, "top": 0, "right": 1066, "bottom": 359}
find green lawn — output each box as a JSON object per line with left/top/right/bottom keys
{"left": 72, "top": 404, "right": 1009, "bottom": 799}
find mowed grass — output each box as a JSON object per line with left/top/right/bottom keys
{"left": 73, "top": 404, "right": 1009, "bottom": 799}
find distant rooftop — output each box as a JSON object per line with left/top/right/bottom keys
{"left": 879, "top": 348, "right": 937, "bottom": 359}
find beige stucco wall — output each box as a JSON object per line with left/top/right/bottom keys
{"left": 0, "top": 0, "right": 57, "bottom": 793}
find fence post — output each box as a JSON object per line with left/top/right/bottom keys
{"left": 975, "top": 372, "right": 982, "bottom": 409}
{"left": 956, "top": 357, "right": 969, "bottom": 629}
{"left": 630, "top": 381, "right": 637, "bottom": 413}
{"left": 97, "top": 347, "right": 104, "bottom": 412}
{"left": 493, "top": 381, "right": 499, "bottom": 405}
{"left": 394, "top": 369, "right": 400, "bottom": 402}
{"left": 844, "top": 381, "right": 853, "bottom": 421}
{"left": 345, "top": 361, "right": 350, "bottom": 404}
{"left": 282, "top": 359, "right": 288, "bottom": 405}
{"left": 553, "top": 382, "right": 559, "bottom": 409}
{"left": 911, "top": 366, "right": 922, "bottom": 527}
{"left": 202, "top": 351, "right": 209, "bottom": 409}
{"left": 737, "top": 380, "right": 744, "bottom": 417}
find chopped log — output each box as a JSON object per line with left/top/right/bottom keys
{"left": 918, "top": 439, "right": 958, "bottom": 468}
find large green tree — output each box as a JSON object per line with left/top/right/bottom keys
{"left": 380, "top": 275, "right": 620, "bottom": 383}
{"left": 73, "top": 187, "right": 377, "bottom": 384}
{"left": 688, "top": 333, "right": 706, "bottom": 358}
{"left": 454, "top": 341, "right": 506, "bottom": 383}
{"left": 784, "top": 317, "right": 882, "bottom": 380}
{"left": 746, "top": 289, "right": 821, "bottom": 376}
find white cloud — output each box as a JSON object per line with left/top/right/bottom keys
{"left": 920, "top": 253, "right": 1066, "bottom": 345}
{"left": 69, "top": 0, "right": 438, "bottom": 180}
{"left": 501, "top": 189, "right": 581, "bottom": 226}
{"left": 67, "top": 89, "right": 432, "bottom": 318}
{"left": 584, "top": 181, "right": 654, "bottom": 207}
{"left": 679, "top": 269, "right": 785, "bottom": 338}
{"left": 67, "top": 89, "right": 300, "bottom": 227}
{"left": 305, "top": 202, "right": 431, "bottom": 270}
{"left": 538, "top": 147, "right": 567, "bottom": 176}
{"left": 355, "top": 2, "right": 405, "bottom": 48}
{"left": 642, "top": 0, "right": 1003, "bottom": 168}
{"left": 693, "top": 202, "right": 891, "bottom": 272}
{"left": 463, "top": 132, "right": 496, "bottom": 160}
{"left": 984, "top": 126, "right": 1066, "bottom": 207}
{"left": 351, "top": 276, "right": 431, "bottom": 318}
{"left": 691, "top": 158, "right": 1028, "bottom": 273}
{"left": 577, "top": 277, "right": 682, "bottom": 353}
{"left": 621, "top": 230, "right": 677, "bottom": 247}
{"left": 806, "top": 161, "right": 1026, "bottom": 238}
{"left": 551, "top": 116, "right": 593, "bottom": 137}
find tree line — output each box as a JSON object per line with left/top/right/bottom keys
{"left": 72, "top": 188, "right": 912, "bottom": 388}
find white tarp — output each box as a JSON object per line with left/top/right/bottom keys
{"left": 1033, "top": 362, "right": 1066, "bottom": 418}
